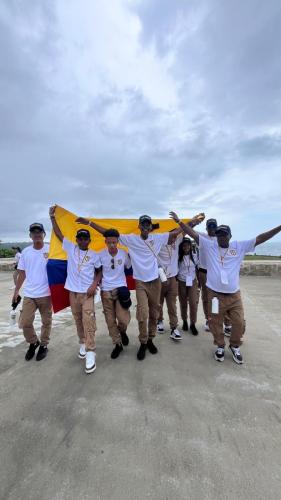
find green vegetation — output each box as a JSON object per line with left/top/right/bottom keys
{"left": 244, "top": 255, "right": 281, "bottom": 260}
{"left": 0, "top": 248, "right": 15, "bottom": 258}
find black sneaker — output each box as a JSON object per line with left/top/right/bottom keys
{"left": 111, "top": 343, "right": 123, "bottom": 359}
{"left": 182, "top": 320, "right": 188, "bottom": 331}
{"left": 229, "top": 345, "right": 243, "bottom": 364}
{"left": 25, "top": 341, "right": 40, "bottom": 361}
{"left": 137, "top": 343, "right": 147, "bottom": 361}
{"left": 120, "top": 331, "right": 129, "bottom": 346}
{"left": 36, "top": 345, "right": 48, "bottom": 361}
{"left": 190, "top": 323, "right": 198, "bottom": 336}
{"left": 147, "top": 339, "right": 158, "bottom": 354}
{"left": 214, "top": 347, "right": 225, "bottom": 362}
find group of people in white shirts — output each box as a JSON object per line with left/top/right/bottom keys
{"left": 12, "top": 205, "right": 281, "bottom": 374}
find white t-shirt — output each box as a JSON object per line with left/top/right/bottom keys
{"left": 18, "top": 244, "right": 50, "bottom": 298}
{"left": 158, "top": 235, "right": 183, "bottom": 278}
{"left": 199, "top": 235, "right": 256, "bottom": 293}
{"left": 119, "top": 233, "right": 169, "bottom": 282}
{"left": 15, "top": 252, "right": 21, "bottom": 266}
{"left": 177, "top": 253, "right": 199, "bottom": 284}
{"left": 98, "top": 248, "right": 131, "bottom": 291}
{"left": 197, "top": 231, "right": 216, "bottom": 270}
{"left": 63, "top": 238, "right": 101, "bottom": 293}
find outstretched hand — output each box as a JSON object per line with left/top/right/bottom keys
{"left": 49, "top": 205, "right": 57, "bottom": 218}
{"left": 169, "top": 211, "right": 180, "bottom": 223}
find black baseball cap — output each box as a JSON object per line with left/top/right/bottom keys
{"left": 76, "top": 229, "right": 91, "bottom": 238}
{"left": 139, "top": 215, "right": 152, "bottom": 225}
{"left": 215, "top": 225, "right": 231, "bottom": 236}
{"left": 29, "top": 223, "right": 45, "bottom": 233}
{"left": 206, "top": 218, "right": 217, "bottom": 228}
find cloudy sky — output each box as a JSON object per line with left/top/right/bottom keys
{"left": 1, "top": 0, "right": 281, "bottom": 242}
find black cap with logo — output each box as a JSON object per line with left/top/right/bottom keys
{"left": 139, "top": 215, "right": 152, "bottom": 225}
{"left": 206, "top": 218, "right": 217, "bottom": 228}
{"left": 29, "top": 223, "right": 45, "bottom": 233}
{"left": 215, "top": 225, "right": 232, "bottom": 236}
{"left": 76, "top": 228, "right": 91, "bottom": 238}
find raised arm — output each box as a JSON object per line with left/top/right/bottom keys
{"left": 255, "top": 225, "right": 281, "bottom": 246}
{"left": 169, "top": 211, "right": 200, "bottom": 245}
{"left": 76, "top": 217, "right": 106, "bottom": 236}
{"left": 167, "top": 212, "right": 205, "bottom": 244}
{"left": 49, "top": 205, "right": 64, "bottom": 242}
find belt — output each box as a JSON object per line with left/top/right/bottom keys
{"left": 198, "top": 268, "right": 207, "bottom": 274}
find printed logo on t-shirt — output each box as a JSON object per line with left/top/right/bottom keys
{"left": 84, "top": 256, "right": 90, "bottom": 262}
{"left": 43, "top": 253, "right": 49, "bottom": 259}
{"left": 118, "top": 259, "right": 122, "bottom": 265}
{"left": 229, "top": 249, "right": 237, "bottom": 256}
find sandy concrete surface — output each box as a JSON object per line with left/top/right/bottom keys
{"left": 0, "top": 272, "right": 281, "bottom": 500}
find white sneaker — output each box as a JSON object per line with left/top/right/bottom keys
{"left": 78, "top": 343, "right": 86, "bottom": 359}
{"left": 85, "top": 351, "right": 96, "bottom": 374}
{"left": 205, "top": 320, "right": 210, "bottom": 332}
{"left": 157, "top": 320, "right": 164, "bottom": 333}
{"left": 170, "top": 328, "right": 182, "bottom": 341}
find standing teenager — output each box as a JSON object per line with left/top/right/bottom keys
{"left": 50, "top": 206, "right": 101, "bottom": 374}
{"left": 12, "top": 224, "right": 52, "bottom": 362}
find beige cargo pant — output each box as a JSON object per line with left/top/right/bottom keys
{"left": 158, "top": 276, "right": 178, "bottom": 329}
{"left": 178, "top": 278, "right": 199, "bottom": 324}
{"left": 207, "top": 288, "right": 245, "bottom": 347}
{"left": 69, "top": 292, "right": 96, "bottom": 351}
{"left": 19, "top": 296, "right": 52, "bottom": 346}
{"left": 101, "top": 289, "right": 130, "bottom": 345}
{"left": 135, "top": 278, "right": 161, "bottom": 344}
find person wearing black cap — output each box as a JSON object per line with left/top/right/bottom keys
{"left": 197, "top": 218, "right": 217, "bottom": 331}
{"left": 49, "top": 206, "right": 101, "bottom": 374}
{"left": 76, "top": 214, "right": 178, "bottom": 361}
{"left": 12, "top": 223, "right": 52, "bottom": 361}
{"left": 170, "top": 211, "right": 281, "bottom": 364}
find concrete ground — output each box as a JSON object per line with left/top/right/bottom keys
{"left": 0, "top": 272, "right": 281, "bottom": 500}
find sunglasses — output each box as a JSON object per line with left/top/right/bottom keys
{"left": 111, "top": 258, "right": 115, "bottom": 269}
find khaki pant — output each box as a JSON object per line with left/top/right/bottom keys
{"left": 19, "top": 296, "right": 52, "bottom": 346}
{"left": 198, "top": 269, "right": 208, "bottom": 320}
{"left": 178, "top": 278, "right": 198, "bottom": 324}
{"left": 135, "top": 278, "right": 161, "bottom": 344}
{"left": 69, "top": 292, "right": 96, "bottom": 351}
{"left": 207, "top": 288, "right": 245, "bottom": 347}
{"left": 158, "top": 276, "right": 178, "bottom": 329}
{"left": 199, "top": 270, "right": 232, "bottom": 328}
{"left": 101, "top": 289, "right": 130, "bottom": 345}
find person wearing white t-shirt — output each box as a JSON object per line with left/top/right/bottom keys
{"left": 198, "top": 219, "right": 232, "bottom": 336}
{"left": 76, "top": 214, "right": 179, "bottom": 361}
{"left": 50, "top": 206, "right": 102, "bottom": 374}
{"left": 157, "top": 213, "right": 204, "bottom": 340}
{"left": 170, "top": 211, "right": 281, "bottom": 364}
{"left": 12, "top": 246, "right": 22, "bottom": 286}
{"left": 12, "top": 223, "right": 52, "bottom": 362}
{"left": 177, "top": 238, "right": 200, "bottom": 337}
{"left": 98, "top": 228, "right": 132, "bottom": 359}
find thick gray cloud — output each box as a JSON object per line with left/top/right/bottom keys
{"left": 0, "top": 0, "right": 281, "bottom": 242}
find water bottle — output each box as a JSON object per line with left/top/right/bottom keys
{"left": 158, "top": 267, "right": 167, "bottom": 283}
{"left": 10, "top": 309, "right": 17, "bottom": 325}
{"left": 211, "top": 297, "right": 219, "bottom": 314}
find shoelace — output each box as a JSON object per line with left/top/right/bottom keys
{"left": 217, "top": 348, "right": 224, "bottom": 354}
